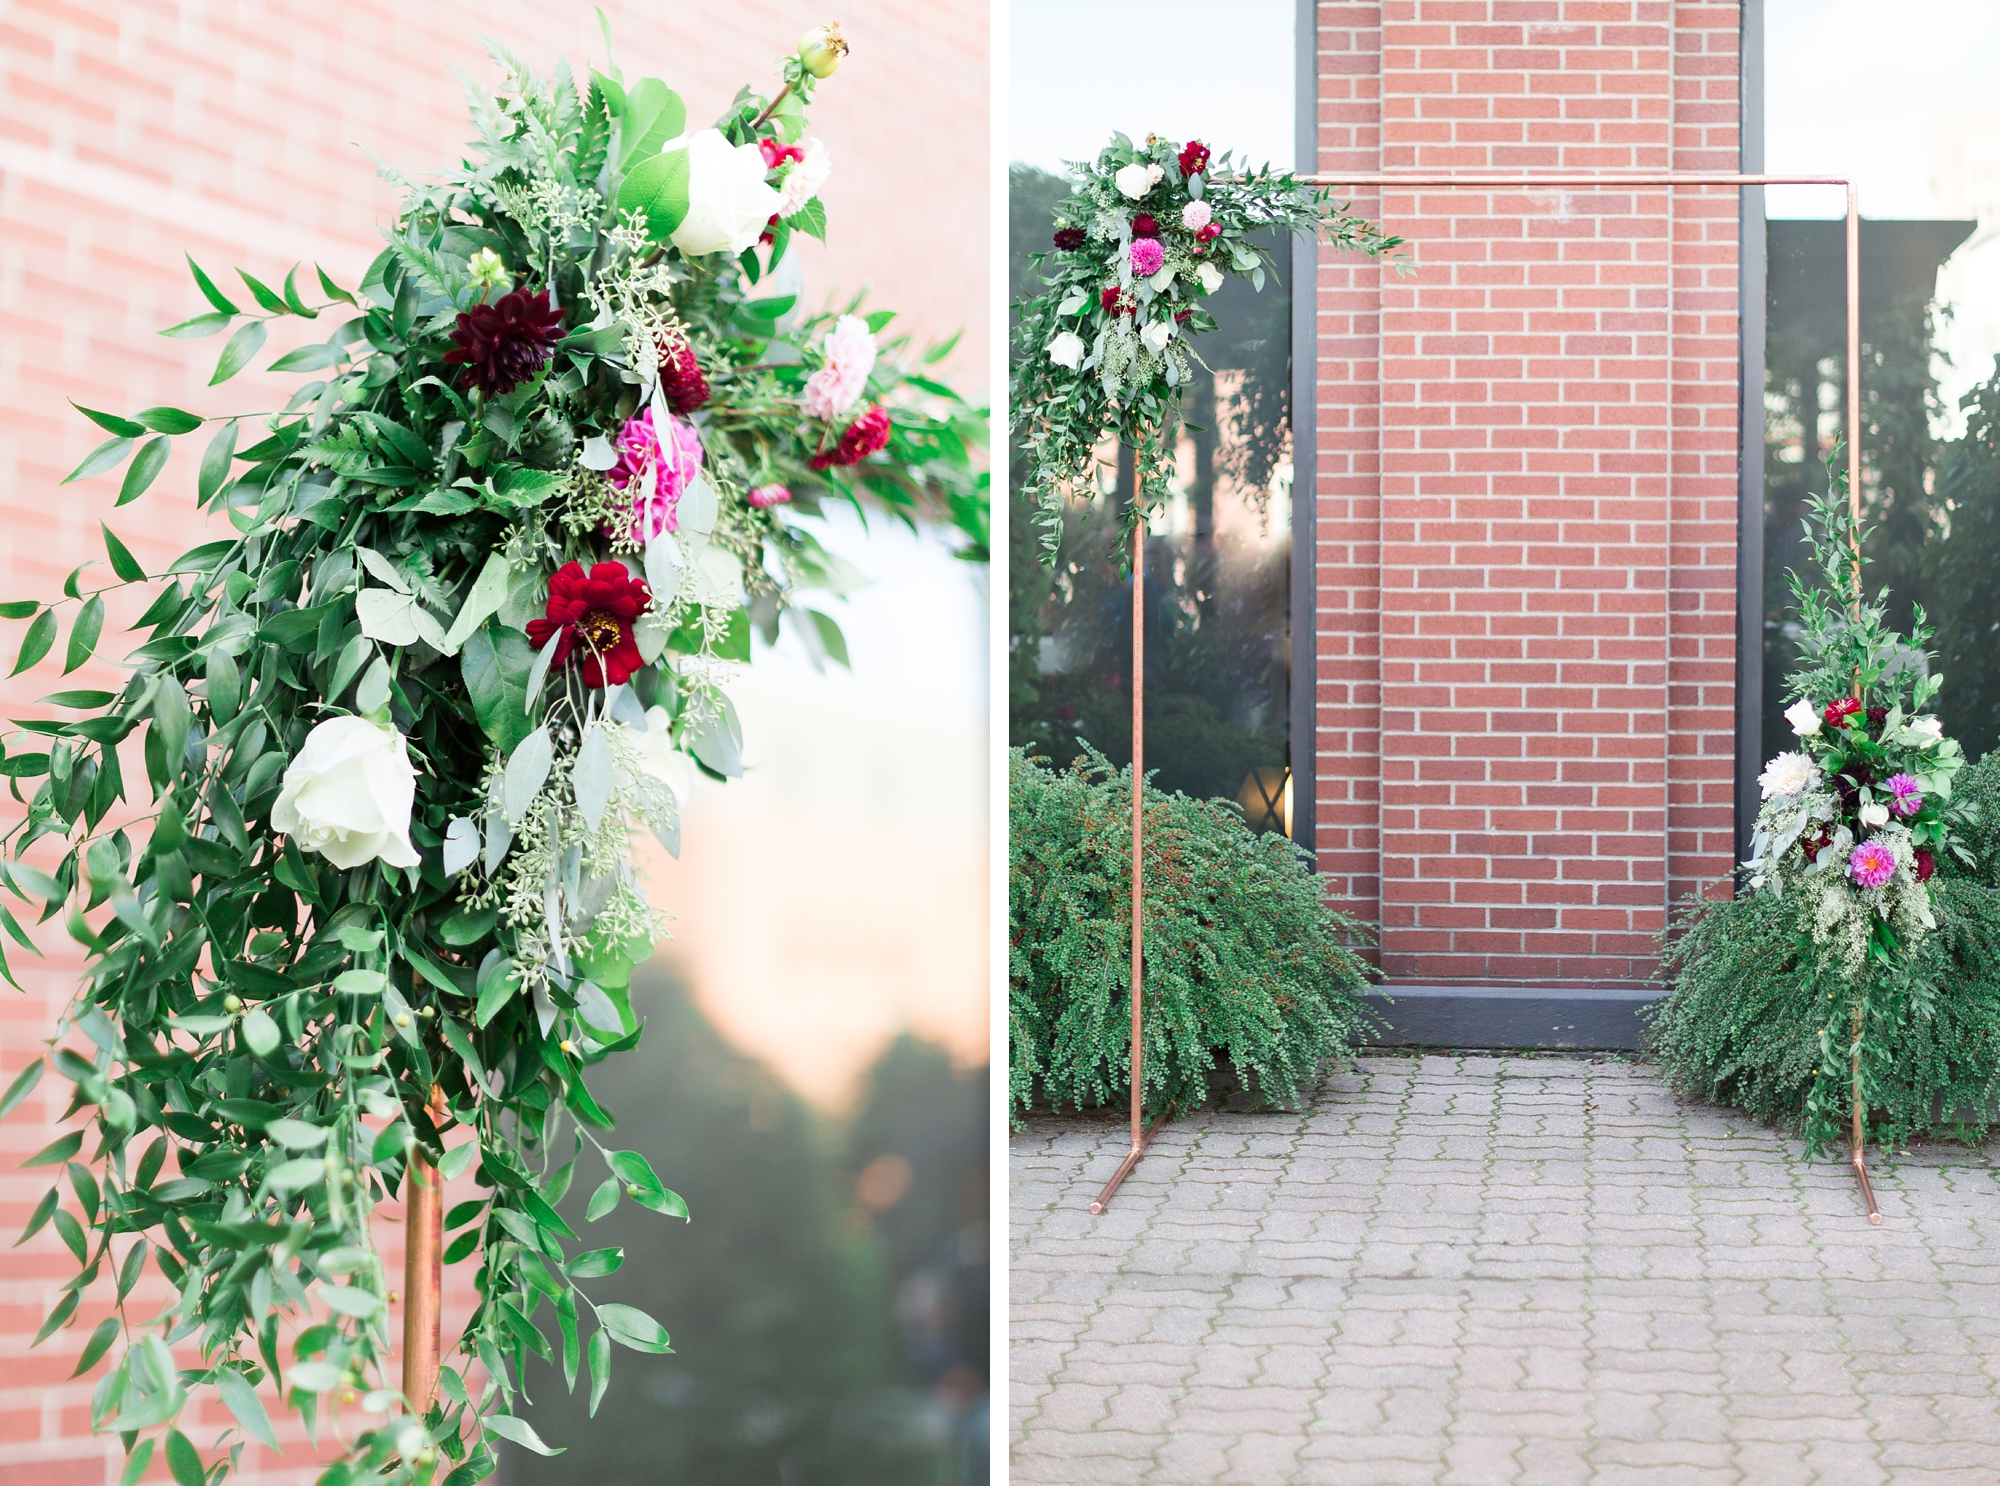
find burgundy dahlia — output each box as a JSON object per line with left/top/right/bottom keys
{"left": 445, "top": 287, "right": 565, "bottom": 397}
{"left": 1053, "top": 227, "right": 1087, "bottom": 251}
{"left": 525, "top": 561, "right": 651, "bottom": 690}
{"left": 1824, "top": 696, "right": 1863, "bottom": 729}
{"left": 1178, "top": 140, "right": 1211, "bottom": 177}
{"left": 1101, "top": 286, "right": 1134, "bottom": 317}
{"left": 660, "top": 343, "right": 710, "bottom": 415}
{"left": 809, "top": 405, "right": 891, "bottom": 471}
{"left": 1131, "top": 214, "right": 1160, "bottom": 239}
{"left": 1174, "top": 307, "right": 1193, "bottom": 324}
{"left": 1866, "top": 705, "right": 1887, "bottom": 728}
{"left": 1915, "top": 846, "right": 1936, "bottom": 883}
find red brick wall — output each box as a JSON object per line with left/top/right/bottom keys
{"left": 1308, "top": 0, "right": 1739, "bottom": 986}
{"left": 0, "top": 4, "right": 985, "bottom": 1482}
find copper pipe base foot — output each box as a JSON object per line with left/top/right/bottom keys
{"left": 1852, "top": 1150, "right": 1882, "bottom": 1226}
{"left": 1088, "top": 1109, "right": 1173, "bottom": 1214}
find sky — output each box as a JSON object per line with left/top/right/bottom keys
{"left": 1008, "top": 0, "right": 1295, "bottom": 173}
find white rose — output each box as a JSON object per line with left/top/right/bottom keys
{"left": 272, "top": 716, "right": 419, "bottom": 870}
{"left": 1114, "top": 162, "right": 1161, "bottom": 199}
{"left": 1047, "top": 331, "right": 1086, "bottom": 370}
{"left": 1859, "top": 801, "right": 1890, "bottom": 828}
{"left": 1196, "top": 262, "right": 1225, "bottom": 294}
{"left": 1905, "top": 714, "right": 1944, "bottom": 749}
{"left": 1140, "top": 320, "right": 1173, "bottom": 355}
{"left": 1784, "top": 697, "right": 1821, "bottom": 736}
{"left": 669, "top": 129, "right": 784, "bottom": 258}
{"left": 1756, "top": 750, "right": 1820, "bottom": 801}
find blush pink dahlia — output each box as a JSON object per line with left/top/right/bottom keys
{"left": 1887, "top": 773, "right": 1924, "bottom": 816}
{"left": 1181, "top": 199, "right": 1213, "bottom": 232}
{"left": 607, "top": 407, "right": 703, "bottom": 543}
{"left": 747, "top": 483, "right": 792, "bottom": 508}
{"left": 1848, "top": 840, "right": 1897, "bottom": 890}
{"left": 801, "top": 313, "right": 876, "bottom": 421}
{"left": 1129, "top": 237, "right": 1165, "bottom": 277}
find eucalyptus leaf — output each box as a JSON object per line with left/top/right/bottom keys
{"left": 503, "top": 726, "right": 553, "bottom": 826}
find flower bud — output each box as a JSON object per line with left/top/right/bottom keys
{"left": 798, "top": 22, "right": 848, "bottom": 78}
{"left": 467, "top": 247, "right": 509, "bottom": 295}
{"left": 223, "top": 994, "right": 244, "bottom": 1015}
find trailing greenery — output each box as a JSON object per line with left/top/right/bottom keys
{"left": 1008, "top": 746, "right": 1378, "bottom": 1127}
{"left": 0, "top": 26, "right": 979, "bottom": 1486}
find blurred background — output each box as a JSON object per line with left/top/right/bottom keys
{"left": 0, "top": 4, "right": 988, "bottom": 1484}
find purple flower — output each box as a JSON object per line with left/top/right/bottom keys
{"left": 1129, "top": 237, "right": 1165, "bottom": 277}
{"left": 1848, "top": 841, "right": 1897, "bottom": 890}
{"left": 1887, "top": 773, "right": 1924, "bottom": 816}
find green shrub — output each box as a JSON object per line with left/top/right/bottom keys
{"left": 1648, "top": 752, "right": 2000, "bottom": 1149}
{"left": 1009, "top": 746, "right": 1378, "bottom": 1126}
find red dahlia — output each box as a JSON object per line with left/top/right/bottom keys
{"left": 809, "top": 405, "right": 891, "bottom": 471}
{"left": 1101, "top": 286, "right": 1134, "bottom": 317}
{"left": 758, "top": 137, "right": 805, "bottom": 170}
{"left": 1914, "top": 846, "right": 1936, "bottom": 883}
{"left": 1053, "top": 227, "right": 1087, "bottom": 251}
{"left": 445, "top": 287, "right": 565, "bottom": 396}
{"left": 1178, "top": 140, "right": 1211, "bottom": 177}
{"left": 1174, "top": 307, "right": 1193, "bottom": 323}
{"left": 1131, "top": 214, "right": 1160, "bottom": 238}
{"left": 1824, "top": 696, "right": 1863, "bottom": 729}
{"left": 526, "top": 561, "right": 652, "bottom": 689}
{"left": 1866, "top": 705, "right": 1887, "bottom": 728}
{"left": 660, "top": 343, "right": 710, "bottom": 415}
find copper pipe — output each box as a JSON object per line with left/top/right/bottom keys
{"left": 1846, "top": 184, "right": 1863, "bottom": 580}
{"left": 1089, "top": 1107, "right": 1175, "bottom": 1215}
{"left": 403, "top": 1090, "right": 445, "bottom": 1418}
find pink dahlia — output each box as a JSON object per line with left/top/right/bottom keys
{"left": 1848, "top": 840, "right": 1897, "bottom": 890}
{"left": 1181, "top": 199, "right": 1213, "bottom": 232}
{"left": 801, "top": 313, "right": 877, "bottom": 421}
{"left": 748, "top": 483, "right": 793, "bottom": 509}
{"left": 607, "top": 407, "right": 703, "bottom": 544}
{"left": 1886, "top": 773, "right": 1924, "bottom": 816}
{"left": 1129, "top": 237, "right": 1165, "bottom": 277}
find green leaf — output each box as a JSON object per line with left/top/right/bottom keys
{"left": 584, "top": 1176, "right": 620, "bottom": 1222}
{"left": 217, "top": 1365, "right": 280, "bottom": 1450}
{"left": 164, "top": 1428, "right": 205, "bottom": 1486}
{"left": 595, "top": 1302, "right": 671, "bottom": 1354}
{"left": 101, "top": 525, "right": 145, "bottom": 582}
{"left": 240, "top": 1007, "right": 280, "bottom": 1057}
{"left": 616, "top": 147, "right": 692, "bottom": 242}
{"left": 210, "top": 319, "right": 267, "bottom": 385}
{"left": 70, "top": 1316, "right": 118, "bottom": 1377}
{"left": 443, "top": 1228, "right": 480, "bottom": 1266}
{"left": 187, "top": 254, "right": 240, "bottom": 314}
{"left": 72, "top": 403, "right": 145, "bottom": 438}
{"left": 206, "top": 648, "right": 240, "bottom": 723}
{"left": 316, "top": 265, "right": 356, "bottom": 306}
{"left": 24, "top": 1130, "right": 82, "bottom": 1167}
{"left": 586, "top": 1326, "right": 610, "bottom": 1416}
{"left": 321, "top": 1285, "right": 381, "bottom": 1318}
{"left": 788, "top": 197, "right": 827, "bottom": 242}
{"left": 32, "top": 1289, "right": 78, "bottom": 1346}
{"left": 63, "top": 595, "right": 104, "bottom": 673}
{"left": 281, "top": 264, "right": 317, "bottom": 318}
{"left": 485, "top": 1414, "right": 564, "bottom": 1456}
{"left": 160, "top": 311, "right": 233, "bottom": 339}
{"left": 568, "top": 1246, "right": 623, "bottom": 1278}
{"left": 606, "top": 1150, "right": 687, "bottom": 1218}
{"left": 115, "top": 436, "right": 170, "bottom": 507}
{"left": 0, "top": 1058, "right": 43, "bottom": 1118}
{"left": 616, "top": 77, "right": 686, "bottom": 167}
{"left": 133, "top": 407, "right": 203, "bottom": 435}
{"left": 519, "top": 1188, "right": 577, "bottom": 1240}
{"left": 198, "top": 421, "right": 238, "bottom": 506}
{"left": 461, "top": 625, "right": 536, "bottom": 754}
{"left": 236, "top": 269, "right": 288, "bottom": 314}
{"left": 118, "top": 1440, "right": 155, "bottom": 1486}
{"left": 62, "top": 437, "right": 132, "bottom": 485}
{"left": 269, "top": 342, "right": 345, "bottom": 374}
{"left": 17, "top": 1187, "right": 57, "bottom": 1244}
{"left": 0, "top": 602, "right": 36, "bottom": 619}
{"left": 50, "top": 1207, "right": 86, "bottom": 1263}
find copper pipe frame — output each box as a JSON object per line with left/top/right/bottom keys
{"left": 403, "top": 1090, "right": 446, "bottom": 1424}
{"left": 1092, "top": 483, "right": 1149, "bottom": 1215}
{"left": 1285, "top": 172, "right": 1874, "bottom": 1220}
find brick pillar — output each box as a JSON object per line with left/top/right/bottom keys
{"left": 1309, "top": 0, "right": 1740, "bottom": 988}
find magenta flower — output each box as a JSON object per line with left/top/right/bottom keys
{"left": 1886, "top": 773, "right": 1924, "bottom": 816}
{"left": 747, "top": 483, "right": 792, "bottom": 509}
{"left": 607, "top": 407, "right": 704, "bottom": 544}
{"left": 1848, "top": 841, "right": 1897, "bottom": 889}
{"left": 1129, "top": 237, "right": 1165, "bottom": 277}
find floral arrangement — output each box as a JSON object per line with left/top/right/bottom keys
{"left": 0, "top": 23, "right": 980, "bottom": 1486}
{"left": 1011, "top": 133, "right": 1404, "bottom": 553}
{"left": 1721, "top": 467, "right": 1975, "bottom": 1152}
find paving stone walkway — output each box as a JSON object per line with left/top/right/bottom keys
{"left": 1010, "top": 1054, "right": 2000, "bottom": 1485}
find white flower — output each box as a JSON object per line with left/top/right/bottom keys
{"left": 1182, "top": 200, "right": 1213, "bottom": 231}
{"left": 1859, "top": 801, "right": 1891, "bottom": 828}
{"left": 1757, "top": 750, "right": 1820, "bottom": 800}
{"left": 669, "top": 129, "right": 783, "bottom": 258}
{"left": 1140, "top": 320, "right": 1173, "bottom": 355}
{"left": 626, "top": 708, "right": 697, "bottom": 810}
{"left": 776, "top": 137, "right": 832, "bottom": 217}
{"left": 801, "top": 313, "right": 876, "bottom": 420}
{"left": 1906, "top": 714, "right": 1944, "bottom": 749}
{"left": 1114, "top": 162, "right": 1163, "bottom": 199}
{"left": 1047, "top": 331, "right": 1086, "bottom": 370}
{"left": 272, "top": 716, "right": 419, "bottom": 870}
{"left": 1784, "top": 697, "right": 1822, "bottom": 737}
{"left": 1196, "top": 262, "right": 1225, "bottom": 294}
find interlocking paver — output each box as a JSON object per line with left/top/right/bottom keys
{"left": 1010, "top": 1053, "right": 2000, "bottom": 1484}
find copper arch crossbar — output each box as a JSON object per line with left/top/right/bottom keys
{"left": 1090, "top": 172, "right": 1877, "bottom": 1224}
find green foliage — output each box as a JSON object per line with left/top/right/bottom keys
{"left": 1009, "top": 747, "right": 1378, "bottom": 1127}
{"left": 1011, "top": 135, "right": 1404, "bottom": 557}
{"left": 0, "top": 31, "right": 980, "bottom": 1486}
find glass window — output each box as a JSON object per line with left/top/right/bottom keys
{"left": 1007, "top": 0, "right": 1299, "bottom": 832}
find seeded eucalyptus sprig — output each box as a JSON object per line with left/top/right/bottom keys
{"left": 1, "top": 26, "right": 979, "bottom": 1486}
